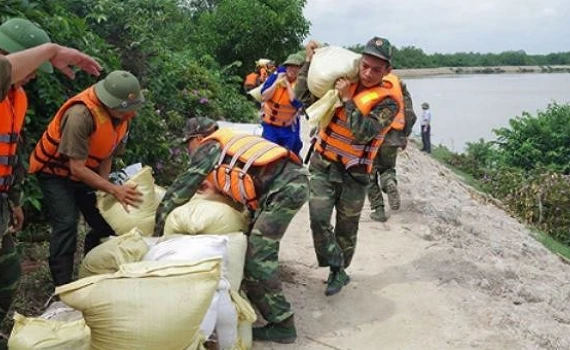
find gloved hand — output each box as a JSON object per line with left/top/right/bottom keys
{"left": 277, "top": 65, "right": 287, "bottom": 74}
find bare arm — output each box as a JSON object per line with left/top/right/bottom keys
{"left": 98, "top": 156, "right": 113, "bottom": 180}
{"left": 6, "top": 43, "right": 101, "bottom": 83}
{"left": 69, "top": 158, "right": 141, "bottom": 210}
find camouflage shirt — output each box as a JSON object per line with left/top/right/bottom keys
{"left": 295, "top": 60, "right": 399, "bottom": 143}
{"left": 153, "top": 136, "right": 299, "bottom": 236}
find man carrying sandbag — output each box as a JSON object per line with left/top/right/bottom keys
{"left": 260, "top": 53, "right": 305, "bottom": 156}
{"left": 367, "top": 75, "right": 417, "bottom": 222}
{"left": 0, "top": 17, "right": 102, "bottom": 348}
{"left": 153, "top": 116, "right": 309, "bottom": 344}
{"left": 296, "top": 37, "right": 404, "bottom": 296}
{"left": 29, "top": 70, "right": 144, "bottom": 287}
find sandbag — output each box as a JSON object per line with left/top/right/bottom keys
{"left": 56, "top": 259, "right": 221, "bottom": 350}
{"left": 97, "top": 166, "right": 159, "bottom": 236}
{"left": 247, "top": 85, "right": 262, "bottom": 102}
{"left": 158, "top": 232, "right": 247, "bottom": 293}
{"left": 8, "top": 312, "right": 90, "bottom": 350}
{"left": 78, "top": 228, "right": 149, "bottom": 278}
{"left": 307, "top": 46, "right": 361, "bottom": 98}
{"left": 155, "top": 185, "right": 167, "bottom": 202}
{"left": 306, "top": 89, "right": 343, "bottom": 129}
{"left": 143, "top": 235, "right": 229, "bottom": 280}
{"left": 233, "top": 290, "right": 256, "bottom": 350}
{"left": 164, "top": 193, "right": 248, "bottom": 236}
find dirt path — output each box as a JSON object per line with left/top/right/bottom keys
{"left": 253, "top": 142, "right": 570, "bottom": 350}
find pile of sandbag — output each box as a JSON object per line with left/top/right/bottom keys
{"left": 306, "top": 46, "right": 361, "bottom": 129}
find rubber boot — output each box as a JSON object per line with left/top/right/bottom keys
{"left": 252, "top": 315, "right": 297, "bottom": 344}
{"left": 325, "top": 268, "right": 350, "bottom": 296}
{"left": 370, "top": 208, "right": 388, "bottom": 222}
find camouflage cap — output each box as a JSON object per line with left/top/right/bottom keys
{"left": 183, "top": 116, "right": 219, "bottom": 142}
{"left": 283, "top": 53, "right": 304, "bottom": 66}
{"left": 0, "top": 18, "right": 53, "bottom": 73}
{"left": 94, "top": 70, "right": 145, "bottom": 112}
{"left": 362, "top": 36, "right": 393, "bottom": 64}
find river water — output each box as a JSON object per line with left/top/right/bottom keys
{"left": 404, "top": 73, "right": 570, "bottom": 152}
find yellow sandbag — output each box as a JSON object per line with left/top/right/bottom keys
{"left": 8, "top": 312, "right": 90, "bottom": 350}
{"left": 232, "top": 290, "right": 256, "bottom": 350}
{"left": 97, "top": 166, "right": 158, "bottom": 236}
{"left": 307, "top": 46, "right": 361, "bottom": 98}
{"left": 56, "top": 259, "right": 221, "bottom": 350}
{"left": 78, "top": 228, "right": 149, "bottom": 278}
{"left": 247, "top": 85, "right": 262, "bottom": 102}
{"left": 306, "top": 89, "right": 343, "bottom": 129}
{"left": 164, "top": 194, "right": 248, "bottom": 236}
{"left": 155, "top": 185, "right": 167, "bottom": 202}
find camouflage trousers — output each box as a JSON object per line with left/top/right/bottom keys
{"left": 243, "top": 162, "right": 309, "bottom": 324}
{"left": 308, "top": 153, "right": 369, "bottom": 269}
{"left": 368, "top": 145, "right": 399, "bottom": 211}
{"left": 0, "top": 197, "right": 20, "bottom": 324}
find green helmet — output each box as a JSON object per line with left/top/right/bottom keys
{"left": 421, "top": 102, "right": 430, "bottom": 109}
{"left": 0, "top": 18, "right": 53, "bottom": 73}
{"left": 283, "top": 53, "right": 304, "bottom": 66}
{"left": 94, "top": 70, "right": 145, "bottom": 112}
{"left": 183, "top": 116, "right": 219, "bottom": 142}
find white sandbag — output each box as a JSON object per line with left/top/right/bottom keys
{"left": 248, "top": 84, "right": 263, "bottom": 102}
{"left": 307, "top": 46, "right": 361, "bottom": 98}
{"left": 200, "top": 292, "right": 219, "bottom": 340}
{"left": 306, "top": 89, "right": 343, "bottom": 129}
{"left": 216, "top": 289, "right": 239, "bottom": 350}
{"left": 164, "top": 193, "right": 248, "bottom": 236}
{"left": 97, "top": 166, "right": 159, "bottom": 236}
{"left": 78, "top": 228, "right": 149, "bottom": 278}
{"left": 56, "top": 259, "right": 221, "bottom": 350}
{"left": 8, "top": 312, "right": 90, "bottom": 350}
{"left": 143, "top": 235, "right": 229, "bottom": 280}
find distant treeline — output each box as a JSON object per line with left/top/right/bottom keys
{"left": 347, "top": 44, "right": 570, "bottom": 69}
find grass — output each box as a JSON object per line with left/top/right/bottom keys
{"left": 531, "top": 230, "right": 570, "bottom": 261}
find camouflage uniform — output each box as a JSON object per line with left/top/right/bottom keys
{"left": 0, "top": 19, "right": 52, "bottom": 327}
{"left": 296, "top": 37, "right": 398, "bottom": 288}
{"left": 368, "top": 82, "right": 417, "bottom": 218}
{"left": 154, "top": 131, "right": 309, "bottom": 328}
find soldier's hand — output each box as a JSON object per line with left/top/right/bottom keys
{"left": 50, "top": 44, "right": 102, "bottom": 79}
{"left": 112, "top": 183, "right": 143, "bottom": 213}
{"left": 335, "top": 78, "right": 351, "bottom": 102}
{"left": 305, "top": 40, "right": 320, "bottom": 62}
{"left": 11, "top": 206, "right": 24, "bottom": 232}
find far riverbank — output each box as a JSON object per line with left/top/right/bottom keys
{"left": 394, "top": 65, "right": 570, "bottom": 78}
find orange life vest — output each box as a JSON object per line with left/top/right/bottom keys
{"left": 244, "top": 72, "right": 259, "bottom": 88}
{"left": 315, "top": 76, "right": 405, "bottom": 174}
{"left": 262, "top": 81, "right": 298, "bottom": 127}
{"left": 29, "top": 86, "right": 132, "bottom": 178}
{"left": 383, "top": 73, "right": 406, "bottom": 131}
{"left": 203, "top": 129, "right": 300, "bottom": 210}
{"left": 0, "top": 87, "right": 27, "bottom": 192}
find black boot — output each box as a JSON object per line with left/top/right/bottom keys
{"left": 252, "top": 315, "right": 297, "bottom": 344}
{"left": 325, "top": 268, "right": 350, "bottom": 296}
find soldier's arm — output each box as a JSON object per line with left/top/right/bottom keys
{"left": 294, "top": 61, "right": 315, "bottom": 106}
{"left": 401, "top": 82, "right": 417, "bottom": 137}
{"left": 153, "top": 141, "right": 222, "bottom": 236}
{"left": 345, "top": 97, "right": 399, "bottom": 143}
{"left": 0, "top": 56, "right": 11, "bottom": 101}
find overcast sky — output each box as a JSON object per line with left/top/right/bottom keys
{"left": 303, "top": 0, "right": 570, "bottom": 54}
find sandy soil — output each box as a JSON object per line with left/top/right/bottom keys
{"left": 253, "top": 123, "right": 570, "bottom": 349}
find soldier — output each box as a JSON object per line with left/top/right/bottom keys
{"left": 0, "top": 17, "right": 101, "bottom": 347}
{"left": 295, "top": 36, "right": 404, "bottom": 296}
{"left": 260, "top": 53, "right": 305, "bottom": 156}
{"left": 153, "top": 116, "right": 309, "bottom": 344}
{"left": 29, "top": 70, "right": 144, "bottom": 287}
{"left": 368, "top": 76, "right": 417, "bottom": 222}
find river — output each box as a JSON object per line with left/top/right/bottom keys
{"left": 404, "top": 73, "right": 570, "bottom": 152}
